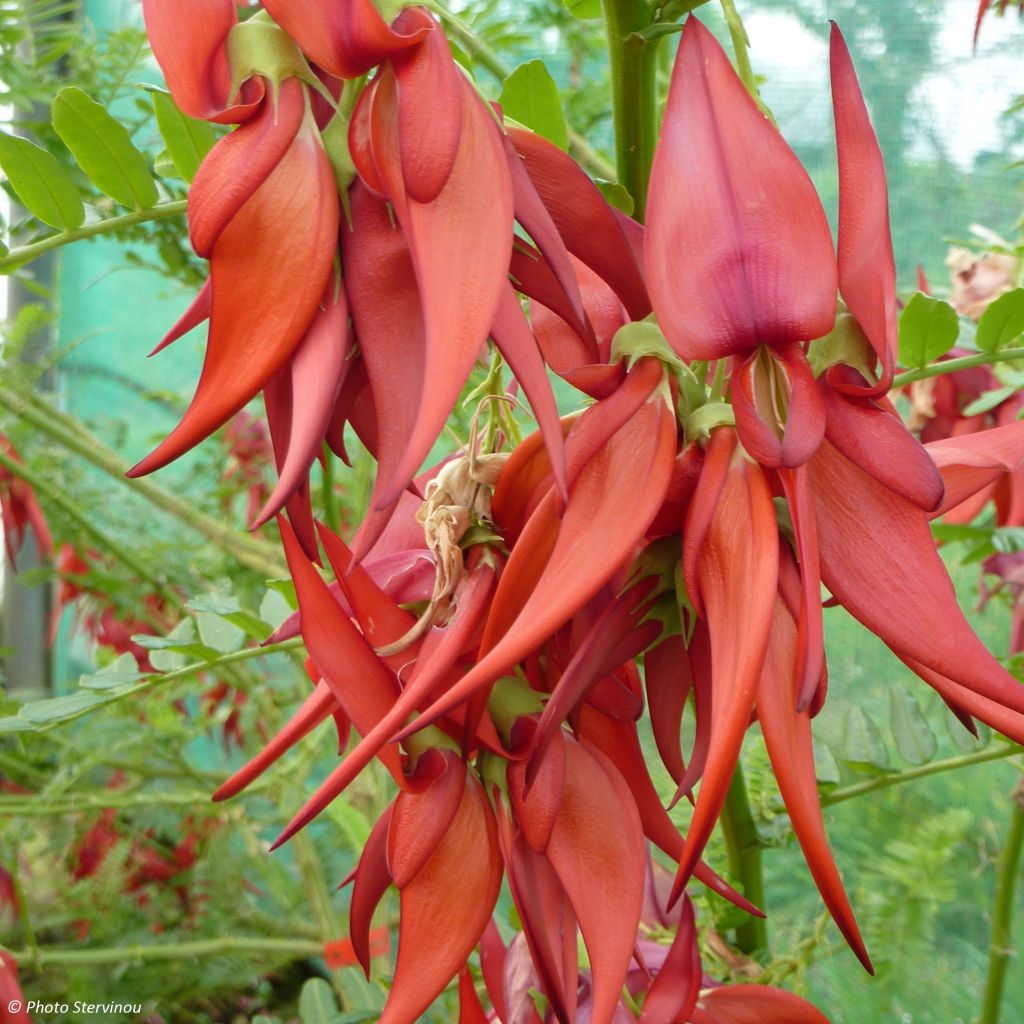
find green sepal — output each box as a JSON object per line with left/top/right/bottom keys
{"left": 807, "top": 309, "right": 877, "bottom": 382}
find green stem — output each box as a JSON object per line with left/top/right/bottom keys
{"left": 719, "top": 0, "right": 759, "bottom": 99}
{"left": 893, "top": 347, "right": 1024, "bottom": 388}
{"left": 601, "top": 0, "right": 659, "bottom": 220}
{"left": 0, "top": 786, "right": 274, "bottom": 815}
{"left": 3, "top": 936, "right": 324, "bottom": 970}
{"left": 719, "top": 763, "right": 768, "bottom": 956}
{"left": 979, "top": 778, "right": 1024, "bottom": 1024}
{"left": 12, "top": 638, "right": 304, "bottom": 733}
{"left": 0, "top": 448, "right": 183, "bottom": 611}
{"left": 0, "top": 386, "right": 287, "bottom": 578}
{"left": 822, "top": 743, "right": 1021, "bottom": 807}
{"left": 0, "top": 202, "right": 187, "bottom": 275}
{"left": 429, "top": 1, "right": 616, "bottom": 181}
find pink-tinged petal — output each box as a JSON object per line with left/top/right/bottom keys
{"left": 349, "top": 804, "right": 394, "bottom": 976}
{"left": 142, "top": 0, "right": 261, "bottom": 121}
{"left": 578, "top": 706, "right": 762, "bottom": 919}
{"left": 490, "top": 282, "right": 568, "bottom": 501}
{"left": 821, "top": 373, "right": 944, "bottom": 512}
{"left": 807, "top": 439, "right": 1024, "bottom": 715}
{"left": 757, "top": 599, "right": 872, "bottom": 971}
{"left": 546, "top": 739, "right": 645, "bottom": 1024}
{"left": 254, "top": 287, "right": 352, "bottom": 528}
{"left": 830, "top": 23, "right": 896, "bottom": 395}
{"left": 646, "top": 17, "right": 836, "bottom": 361}
{"left": 129, "top": 98, "right": 339, "bottom": 477}
{"left": 212, "top": 680, "right": 335, "bottom": 801}
{"left": 644, "top": 635, "right": 692, "bottom": 784}
{"left": 508, "top": 126, "right": 650, "bottom": 321}
{"left": 731, "top": 344, "right": 826, "bottom": 468}
{"left": 149, "top": 280, "right": 211, "bottom": 356}
{"left": 699, "top": 985, "right": 831, "bottom": 1024}
{"left": 188, "top": 83, "right": 305, "bottom": 258}
{"left": 506, "top": 138, "right": 589, "bottom": 332}
{"left": 392, "top": 8, "right": 462, "bottom": 203}
{"left": 261, "top": 0, "right": 429, "bottom": 79}
{"left": 395, "top": 363, "right": 677, "bottom": 740}
{"left": 370, "top": 73, "right": 514, "bottom": 507}
{"left": 779, "top": 468, "right": 826, "bottom": 712}
{"left": 927, "top": 419, "right": 1024, "bottom": 516}
{"left": 672, "top": 436, "right": 778, "bottom": 899}
{"left": 637, "top": 896, "right": 701, "bottom": 1024}
{"left": 500, "top": 817, "right": 579, "bottom": 1024}
{"left": 388, "top": 751, "right": 468, "bottom": 889}
{"left": 380, "top": 773, "right": 502, "bottom": 1024}
{"left": 527, "top": 580, "right": 661, "bottom": 781}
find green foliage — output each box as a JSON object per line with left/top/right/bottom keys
{"left": 898, "top": 292, "right": 959, "bottom": 368}
{"left": 500, "top": 59, "right": 569, "bottom": 149}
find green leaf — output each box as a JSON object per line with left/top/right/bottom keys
{"left": 962, "top": 384, "right": 1019, "bottom": 417}
{"left": 51, "top": 86, "right": 159, "bottom": 209}
{"left": 840, "top": 705, "right": 891, "bottom": 774}
{"left": 151, "top": 88, "right": 216, "bottom": 183}
{"left": 18, "top": 691, "right": 115, "bottom": 725}
{"left": 0, "top": 131, "right": 84, "bottom": 230}
{"left": 189, "top": 594, "right": 273, "bottom": 643}
{"left": 898, "top": 292, "right": 959, "bottom": 369}
{"left": 137, "top": 619, "right": 220, "bottom": 671}
{"left": 299, "top": 978, "right": 341, "bottom": 1024}
{"left": 563, "top": 0, "right": 603, "bottom": 16}
{"left": 946, "top": 708, "right": 992, "bottom": 752}
{"left": 500, "top": 60, "right": 568, "bottom": 151}
{"left": 976, "top": 288, "right": 1024, "bottom": 352}
{"left": 79, "top": 653, "right": 145, "bottom": 691}
{"left": 889, "top": 685, "right": 937, "bottom": 765}
{"left": 812, "top": 740, "right": 841, "bottom": 786}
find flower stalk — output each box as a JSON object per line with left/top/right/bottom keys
{"left": 601, "top": 0, "right": 659, "bottom": 219}
{"left": 719, "top": 763, "right": 769, "bottom": 956}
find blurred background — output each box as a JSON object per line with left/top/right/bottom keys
{"left": 0, "top": 1, "right": 1022, "bottom": 1022}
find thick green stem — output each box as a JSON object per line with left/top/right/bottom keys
{"left": 893, "top": 347, "right": 1024, "bottom": 388}
{"left": 0, "top": 202, "right": 187, "bottom": 274}
{"left": 3, "top": 936, "right": 323, "bottom": 969}
{"left": 601, "top": 0, "right": 659, "bottom": 220}
{"left": 979, "top": 778, "right": 1024, "bottom": 1024}
{"left": 822, "top": 743, "right": 1021, "bottom": 807}
{"left": 0, "top": 386, "right": 286, "bottom": 578}
{"left": 719, "top": 763, "right": 768, "bottom": 956}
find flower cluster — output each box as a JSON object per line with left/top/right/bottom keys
{"left": 135, "top": 4, "right": 1024, "bottom": 1022}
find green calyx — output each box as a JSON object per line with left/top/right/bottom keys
{"left": 808, "top": 309, "right": 878, "bottom": 382}
{"left": 685, "top": 400, "right": 735, "bottom": 442}
{"left": 487, "top": 674, "right": 544, "bottom": 744}
{"left": 402, "top": 722, "right": 461, "bottom": 766}
{"left": 611, "top": 316, "right": 706, "bottom": 420}
{"left": 226, "top": 14, "right": 335, "bottom": 107}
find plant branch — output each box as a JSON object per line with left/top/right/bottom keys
{"left": 719, "top": 763, "right": 768, "bottom": 956}
{"left": 0, "top": 447, "right": 182, "bottom": 611}
{"left": 979, "top": 777, "right": 1024, "bottom": 1024}
{"left": 0, "top": 385, "right": 287, "bottom": 578}
{"left": 719, "top": 0, "right": 760, "bottom": 100}
{"left": 821, "top": 743, "right": 1021, "bottom": 806}
{"left": 0, "top": 202, "right": 188, "bottom": 275}
{"left": 601, "top": 0, "right": 660, "bottom": 219}
{"left": 4, "top": 936, "right": 324, "bottom": 970}
{"left": 893, "top": 347, "right": 1024, "bottom": 388}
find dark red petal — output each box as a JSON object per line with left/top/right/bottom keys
{"left": 646, "top": 16, "right": 836, "bottom": 361}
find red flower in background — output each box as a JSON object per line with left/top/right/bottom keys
{"left": 0, "top": 435, "right": 52, "bottom": 565}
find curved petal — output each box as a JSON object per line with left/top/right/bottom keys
{"left": 927, "top": 419, "right": 1024, "bottom": 516}
{"left": 699, "top": 985, "right": 831, "bottom": 1024}
{"left": 807, "top": 439, "right": 1024, "bottom": 716}
{"left": 830, "top": 24, "right": 896, "bottom": 395}
{"left": 261, "top": 0, "right": 429, "bottom": 79}
{"left": 646, "top": 17, "right": 836, "bottom": 361}
{"left": 130, "top": 99, "right": 339, "bottom": 476}
{"left": 380, "top": 774, "right": 502, "bottom": 1024}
